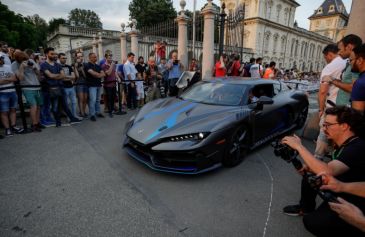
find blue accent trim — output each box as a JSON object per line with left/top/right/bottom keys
{"left": 143, "top": 100, "right": 188, "bottom": 120}
{"left": 145, "top": 103, "right": 197, "bottom": 142}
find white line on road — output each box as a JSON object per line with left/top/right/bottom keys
{"left": 256, "top": 153, "right": 274, "bottom": 237}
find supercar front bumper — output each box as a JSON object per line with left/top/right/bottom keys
{"left": 123, "top": 136, "right": 224, "bottom": 174}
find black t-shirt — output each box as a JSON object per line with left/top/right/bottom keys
{"left": 84, "top": 62, "right": 102, "bottom": 87}
{"left": 61, "top": 64, "right": 74, "bottom": 88}
{"left": 335, "top": 137, "right": 365, "bottom": 210}
{"left": 135, "top": 63, "right": 146, "bottom": 74}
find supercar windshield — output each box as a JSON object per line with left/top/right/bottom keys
{"left": 180, "top": 81, "right": 249, "bottom": 106}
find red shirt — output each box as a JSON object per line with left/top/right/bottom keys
{"left": 230, "top": 60, "right": 241, "bottom": 76}
{"left": 215, "top": 61, "right": 226, "bottom": 77}
{"left": 263, "top": 68, "right": 274, "bottom": 79}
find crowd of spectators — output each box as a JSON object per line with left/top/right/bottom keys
{"left": 212, "top": 53, "right": 320, "bottom": 82}
{"left": 0, "top": 41, "right": 189, "bottom": 138}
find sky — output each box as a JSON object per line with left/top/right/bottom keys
{"left": 3, "top": 0, "right": 352, "bottom": 31}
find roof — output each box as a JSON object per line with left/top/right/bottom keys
{"left": 203, "top": 77, "right": 279, "bottom": 85}
{"left": 309, "top": 0, "right": 349, "bottom": 19}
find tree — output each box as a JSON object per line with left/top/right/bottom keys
{"left": 26, "top": 14, "right": 48, "bottom": 48}
{"left": 68, "top": 8, "right": 102, "bottom": 29}
{"left": 129, "top": 0, "right": 177, "bottom": 28}
{"left": 48, "top": 18, "right": 67, "bottom": 33}
{"left": 0, "top": 2, "right": 47, "bottom": 49}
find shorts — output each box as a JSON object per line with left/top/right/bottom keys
{"left": 76, "top": 85, "right": 89, "bottom": 94}
{"left": 23, "top": 89, "right": 43, "bottom": 106}
{"left": 0, "top": 92, "right": 18, "bottom": 112}
{"left": 136, "top": 82, "right": 144, "bottom": 100}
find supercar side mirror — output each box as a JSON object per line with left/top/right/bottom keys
{"left": 258, "top": 96, "right": 274, "bottom": 105}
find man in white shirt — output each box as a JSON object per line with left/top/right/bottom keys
{"left": 249, "top": 57, "right": 263, "bottom": 78}
{"left": 315, "top": 44, "right": 347, "bottom": 160}
{"left": 123, "top": 52, "right": 138, "bottom": 109}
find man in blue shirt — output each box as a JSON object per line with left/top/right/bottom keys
{"left": 40, "top": 47, "right": 81, "bottom": 127}
{"left": 167, "top": 51, "right": 184, "bottom": 96}
{"left": 350, "top": 44, "right": 365, "bottom": 114}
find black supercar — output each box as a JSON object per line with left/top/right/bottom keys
{"left": 123, "top": 78, "right": 309, "bottom": 174}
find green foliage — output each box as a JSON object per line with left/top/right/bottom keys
{"left": 68, "top": 8, "right": 102, "bottom": 29}
{"left": 129, "top": 0, "right": 177, "bottom": 28}
{"left": 48, "top": 18, "right": 66, "bottom": 33}
{"left": 0, "top": 2, "right": 48, "bottom": 50}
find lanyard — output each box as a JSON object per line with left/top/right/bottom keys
{"left": 332, "top": 136, "right": 358, "bottom": 160}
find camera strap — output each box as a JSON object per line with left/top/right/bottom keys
{"left": 332, "top": 135, "right": 358, "bottom": 160}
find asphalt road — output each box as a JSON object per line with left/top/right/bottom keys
{"left": 0, "top": 96, "right": 319, "bottom": 237}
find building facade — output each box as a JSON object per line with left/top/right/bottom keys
{"left": 222, "top": 0, "right": 340, "bottom": 71}
{"left": 47, "top": 0, "right": 349, "bottom": 72}
{"left": 308, "top": 0, "right": 348, "bottom": 43}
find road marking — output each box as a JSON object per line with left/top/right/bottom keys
{"left": 256, "top": 153, "right": 274, "bottom": 237}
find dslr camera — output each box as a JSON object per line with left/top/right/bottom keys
{"left": 27, "top": 60, "right": 34, "bottom": 66}
{"left": 272, "top": 138, "right": 339, "bottom": 203}
{"left": 272, "top": 139, "right": 302, "bottom": 170}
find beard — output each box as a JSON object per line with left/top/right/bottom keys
{"left": 351, "top": 65, "right": 359, "bottom": 73}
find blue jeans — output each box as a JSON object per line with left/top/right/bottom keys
{"left": 41, "top": 89, "right": 52, "bottom": 122}
{"left": 63, "top": 87, "right": 77, "bottom": 117}
{"left": 88, "top": 86, "right": 102, "bottom": 117}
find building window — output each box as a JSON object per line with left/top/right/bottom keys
{"left": 317, "top": 7, "right": 323, "bottom": 14}
{"left": 315, "top": 20, "right": 320, "bottom": 27}
{"left": 329, "top": 5, "right": 335, "bottom": 13}
{"left": 276, "top": 4, "right": 282, "bottom": 22}
{"left": 326, "top": 19, "right": 332, "bottom": 26}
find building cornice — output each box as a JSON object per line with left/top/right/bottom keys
{"left": 244, "top": 17, "right": 333, "bottom": 43}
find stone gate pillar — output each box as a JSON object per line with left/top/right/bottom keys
{"left": 346, "top": 0, "right": 365, "bottom": 41}
{"left": 201, "top": 0, "right": 218, "bottom": 78}
{"left": 177, "top": 0, "right": 189, "bottom": 69}
{"left": 97, "top": 32, "right": 103, "bottom": 61}
{"left": 129, "top": 19, "right": 139, "bottom": 64}
{"left": 120, "top": 23, "right": 127, "bottom": 62}
{"left": 92, "top": 34, "right": 97, "bottom": 54}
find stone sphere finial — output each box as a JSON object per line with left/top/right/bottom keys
{"left": 121, "top": 22, "right": 126, "bottom": 32}
{"left": 180, "top": 0, "right": 186, "bottom": 11}
{"left": 98, "top": 31, "right": 102, "bottom": 38}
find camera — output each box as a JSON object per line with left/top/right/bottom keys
{"left": 272, "top": 138, "right": 339, "bottom": 203}
{"left": 0, "top": 56, "right": 4, "bottom": 61}
{"left": 272, "top": 139, "right": 302, "bottom": 170}
{"left": 173, "top": 60, "right": 179, "bottom": 65}
{"left": 306, "top": 174, "right": 339, "bottom": 203}
{"left": 27, "top": 60, "right": 34, "bottom": 66}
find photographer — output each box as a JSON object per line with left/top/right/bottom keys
{"left": 281, "top": 106, "right": 365, "bottom": 237}
{"left": 12, "top": 51, "right": 42, "bottom": 132}
{"left": 145, "top": 56, "right": 161, "bottom": 103}
{"left": 167, "top": 51, "right": 184, "bottom": 96}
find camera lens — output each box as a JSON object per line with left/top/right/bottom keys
{"left": 27, "top": 60, "right": 34, "bottom": 66}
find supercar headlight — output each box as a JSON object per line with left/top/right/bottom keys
{"left": 168, "top": 132, "right": 210, "bottom": 142}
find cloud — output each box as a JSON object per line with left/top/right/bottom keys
{"left": 3, "top": 0, "right": 352, "bottom": 31}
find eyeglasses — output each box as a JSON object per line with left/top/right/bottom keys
{"left": 323, "top": 122, "right": 340, "bottom": 129}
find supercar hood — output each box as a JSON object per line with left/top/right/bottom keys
{"left": 127, "top": 98, "right": 243, "bottom": 144}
